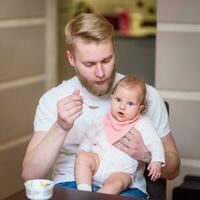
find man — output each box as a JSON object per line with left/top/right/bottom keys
{"left": 22, "top": 13, "right": 180, "bottom": 199}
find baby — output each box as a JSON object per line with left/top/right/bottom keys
{"left": 74, "top": 75, "right": 165, "bottom": 196}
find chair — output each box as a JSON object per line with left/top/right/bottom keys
{"left": 144, "top": 101, "right": 169, "bottom": 200}
{"left": 145, "top": 169, "right": 166, "bottom": 200}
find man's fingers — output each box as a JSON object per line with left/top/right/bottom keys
{"left": 114, "top": 142, "right": 132, "bottom": 155}
{"left": 126, "top": 128, "right": 143, "bottom": 144}
{"left": 58, "top": 89, "right": 82, "bottom": 107}
{"left": 73, "top": 89, "right": 80, "bottom": 95}
{"left": 57, "top": 100, "right": 82, "bottom": 116}
{"left": 57, "top": 92, "right": 83, "bottom": 111}
{"left": 129, "top": 128, "right": 140, "bottom": 135}
{"left": 118, "top": 137, "right": 132, "bottom": 148}
{"left": 123, "top": 132, "right": 134, "bottom": 141}
{"left": 56, "top": 89, "right": 83, "bottom": 131}
{"left": 60, "top": 104, "right": 83, "bottom": 119}
{"left": 59, "top": 108, "right": 82, "bottom": 126}
{"left": 67, "top": 109, "right": 83, "bottom": 123}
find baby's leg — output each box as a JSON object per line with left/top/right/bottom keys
{"left": 74, "top": 151, "right": 99, "bottom": 191}
{"left": 97, "top": 172, "right": 132, "bottom": 195}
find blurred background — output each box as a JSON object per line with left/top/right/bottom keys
{"left": 0, "top": 0, "right": 200, "bottom": 199}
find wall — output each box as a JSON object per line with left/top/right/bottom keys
{"left": 0, "top": 0, "right": 57, "bottom": 199}
{"left": 73, "top": 0, "right": 156, "bottom": 17}
{"left": 115, "top": 36, "right": 155, "bottom": 86}
{"left": 58, "top": 0, "right": 74, "bottom": 82}
{"left": 156, "top": 0, "right": 200, "bottom": 199}
{"left": 58, "top": 0, "right": 157, "bottom": 83}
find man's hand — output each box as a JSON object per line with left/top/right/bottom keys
{"left": 57, "top": 89, "right": 83, "bottom": 131}
{"left": 114, "top": 128, "right": 151, "bottom": 163}
{"left": 147, "top": 161, "right": 162, "bottom": 181}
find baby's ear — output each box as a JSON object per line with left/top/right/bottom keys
{"left": 140, "top": 105, "right": 145, "bottom": 112}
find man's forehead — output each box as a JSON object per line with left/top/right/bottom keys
{"left": 74, "top": 41, "right": 114, "bottom": 61}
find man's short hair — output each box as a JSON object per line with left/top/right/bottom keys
{"left": 65, "top": 13, "right": 114, "bottom": 51}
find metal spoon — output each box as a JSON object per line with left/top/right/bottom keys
{"left": 83, "top": 101, "right": 99, "bottom": 109}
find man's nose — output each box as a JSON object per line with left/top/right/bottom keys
{"left": 95, "top": 64, "right": 105, "bottom": 78}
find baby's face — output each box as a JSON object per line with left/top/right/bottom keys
{"left": 111, "top": 85, "right": 143, "bottom": 122}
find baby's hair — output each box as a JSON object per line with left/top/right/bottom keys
{"left": 112, "top": 75, "right": 147, "bottom": 110}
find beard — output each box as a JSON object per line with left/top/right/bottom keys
{"left": 76, "top": 67, "right": 116, "bottom": 96}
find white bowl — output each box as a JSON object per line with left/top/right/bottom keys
{"left": 24, "top": 179, "right": 55, "bottom": 200}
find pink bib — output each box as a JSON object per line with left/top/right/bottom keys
{"left": 103, "top": 112, "right": 141, "bottom": 144}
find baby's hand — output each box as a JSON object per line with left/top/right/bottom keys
{"left": 147, "top": 161, "right": 162, "bottom": 181}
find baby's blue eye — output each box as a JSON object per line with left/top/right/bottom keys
{"left": 127, "top": 101, "right": 134, "bottom": 106}
{"left": 115, "top": 97, "right": 121, "bottom": 102}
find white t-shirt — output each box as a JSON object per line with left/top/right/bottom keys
{"left": 34, "top": 73, "right": 170, "bottom": 194}
{"left": 78, "top": 116, "right": 165, "bottom": 188}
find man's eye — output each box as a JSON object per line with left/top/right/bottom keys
{"left": 102, "top": 55, "right": 113, "bottom": 64}
{"left": 84, "top": 62, "right": 93, "bottom": 67}
{"left": 127, "top": 101, "right": 134, "bottom": 106}
{"left": 102, "top": 58, "right": 110, "bottom": 63}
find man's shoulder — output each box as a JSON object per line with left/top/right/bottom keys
{"left": 146, "top": 84, "right": 159, "bottom": 96}
{"left": 145, "top": 84, "right": 162, "bottom": 106}
{"left": 135, "top": 115, "right": 153, "bottom": 128}
{"left": 115, "top": 73, "right": 124, "bottom": 81}
{"left": 113, "top": 73, "right": 124, "bottom": 86}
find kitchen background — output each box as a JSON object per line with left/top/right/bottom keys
{"left": 0, "top": 0, "right": 200, "bottom": 199}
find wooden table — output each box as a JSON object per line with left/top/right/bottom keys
{"left": 3, "top": 186, "right": 140, "bottom": 200}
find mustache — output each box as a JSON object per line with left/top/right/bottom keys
{"left": 76, "top": 67, "right": 116, "bottom": 96}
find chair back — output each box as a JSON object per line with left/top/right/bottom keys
{"left": 145, "top": 168, "right": 166, "bottom": 200}
{"left": 144, "top": 101, "right": 169, "bottom": 200}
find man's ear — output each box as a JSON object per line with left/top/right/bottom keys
{"left": 66, "top": 50, "right": 75, "bottom": 67}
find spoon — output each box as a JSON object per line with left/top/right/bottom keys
{"left": 83, "top": 101, "right": 99, "bottom": 109}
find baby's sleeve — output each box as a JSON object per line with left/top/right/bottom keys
{"left": 136, "top": 116, "right": 165, "bottom": 165}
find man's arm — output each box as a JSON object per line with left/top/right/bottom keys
{"left": 161, "top": 133, "right": 180, "bottom": 179}
{"left": 22, "top": 123, "right": 68, "bottom": 181}
{"left": 22, "top": 89, "right": 83, "bottom": 181}
{"left": 114, "top": 130, "right": 180, "bottom": 180}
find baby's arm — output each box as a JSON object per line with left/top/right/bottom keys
{"left": 136, "top": 117, "right": 165, "bottom": 163}
{"left": 147, "top": 161, "right": 162, "bottom": 181}
{"left": 135, "top": 116, "right": 165, "bottom": 182}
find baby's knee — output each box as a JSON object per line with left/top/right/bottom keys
{"left": 76, "top": 151, "right": 99, "bottom": 171}
{"left": 103, "top": 177, "right": 124, "bottom": 192}
{"left": 76, "top": 151, "right": 89, "bottom": 162}
{"left": 105, "top": 173, "right": 132, "bottom": 191}
{"left": 113, "top": 179, "right": 126, "bottom": 190}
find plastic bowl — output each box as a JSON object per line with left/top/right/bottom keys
{"left": 24, "top": 179, "right": 54, "bottom": 200}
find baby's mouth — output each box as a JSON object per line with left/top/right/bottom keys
{"left": 118, "top": 112, "right": 124, "bottom": 117}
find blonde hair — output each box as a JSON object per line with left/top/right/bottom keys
{"left": 113, "top": 75, "right": 147, "bottom": 107}
{"left": 65, "top": 13, "right": 114, "bottom": 51}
